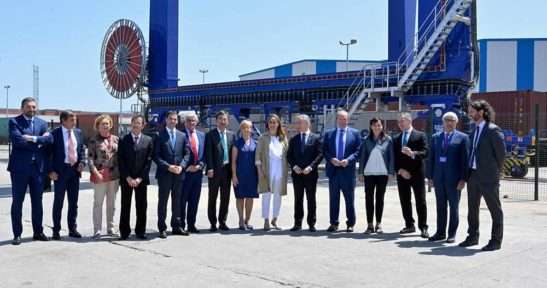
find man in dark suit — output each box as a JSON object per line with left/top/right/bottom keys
{"left": 8, "top": 97, "right": 52, "bottom": 245}
{"left": 393, "top": 112, "right": 429, "bottom": 238}
{"left": 323, "top": 109, "right": 361, "bottom": 233}
{"left": 205, "top": 110, "right": 236, "bottom": 232}
{"left": 153, "top": 111, "right": 191, "bottom": 238}
{"left": 427, "top": 112, "right": 470, "bottom": 244}
{"left": 48, "top": 111, "right": 85, "bottom": 240}
{"left": 118, "top": 115, "right": 154, "bottom": 240}
{"left": 180, "top": 112, "right": 206, "bottom": 234}
{"left": 459, "top": 100, "right": 505, "bottom": 251}
{"left": 287, "top": 114, "right": 323, "bottom": 232}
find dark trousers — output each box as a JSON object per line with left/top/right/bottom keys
{"left": 157, "top": 173, "right": 182, "bottom": 232}
{"left": 364, "top": 175, "right": 388, "bottom": 224}
{"left": 397, "top": 174, "right": 428, "bottom": 230}
{"left": 434, "top": 180, "right": 461, "bottom": 238}
{"left": 466, "top": 171, "right": 504, "bottom": 243}
{"left": 207, "top": 165, "right": 231, "bottom": 227}
{"left": 328, "top": 172, "right": 356, "bottom": 226}
{"left": 181, "top": 171, "right": 203, "bottom": 229}
{"left": 292, "top": 174, "right": 317, "bottom": 227}
{"left": 52, "top": 165, "right": 80, "bottom": 233}
{"left": 10, "top": 165, "right": 44, "bottom": 237}
{"left": 119, "top": 181, "right": 148, "bottom": 237}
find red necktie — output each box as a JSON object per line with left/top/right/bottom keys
{"left": 190, "top": 130, "right": 198, "bottom": 164}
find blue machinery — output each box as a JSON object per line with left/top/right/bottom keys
{"left": 145, "top": 0, "right": 477, "bottom": 132}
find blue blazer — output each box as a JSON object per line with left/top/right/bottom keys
{"left": 47, "top": 127, "right": 85, "bottom": 177}
{"left": 7, "top": 115, "right": 52, "bottom": 173}
{"left": 181, "top": 129, "right": 205, "bottom": 168}
{"left": 153, "top": 128, "right": 191, "bottom": 179}
{"left": 323, "top": 127, "right": 362, "bottom": 179}
{"left": 427, "top": 130, "right": 470, "bottom": 186}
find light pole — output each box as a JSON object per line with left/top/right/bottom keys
{"left": 199, "top": 69, "right": 209, "bottom": 84}
{"left": 339, "top": 39, "right": 358, "bottom": 72}
{"left": 4, "top": 85, "right": 10, "bottom": 118}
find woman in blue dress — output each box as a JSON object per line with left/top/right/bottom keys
{"left": 231, "top": 120, "right": 259, "bottom": 230}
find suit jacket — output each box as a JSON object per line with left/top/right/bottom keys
{"left": 153, "top": 128, "right": 191, "bottom": 179}
{"left": 393, "top": 128, "right": 428, "bottom": 177}
{"left": 287, "top": 132, "right": 323, "bottom": 178}
{"left": 7, "top": 115, "right": 52, "bottom": 173}
{"left": 468, "top": 122, "right": 505, "bottom": 182}
{"left": 118, "top": 133, "right": 154, "bottom": 185}
{"left": 204, "top": 128, "right": 236, "bottom": 173}
{"left": 322, "top": 127, "right": 362, "bottom": 179}
{"left": 358, "top": 135, "right": 395, "bottom": 176}
{"left": 48, "top": 126, "right": 85, "bottom": 177}
{"left": 181, "top": 129, "right": 205, "bottom": 168}
{"left": 255, "top": 134, "right": 289, "bottom": 195}
{"left": 427, "top": 130, "right": 470, "bottom": 186}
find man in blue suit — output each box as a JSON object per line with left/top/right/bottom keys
{"left": 427, "top": 112, "right": 470, "bottom": 244}
{"left": 323, "top": 109, "right": 361, "bottom": 232}
{"left": 180, "top": 112, "right": 205, "bottom": 234}
{"left": 153, "top": 111, "right": 191, "bottom": 238}
{"left": 48, "top": 111, "right": 85, "bottom": 240}
{"left": 8, "top": 97, "right": 52, "bottom": 245}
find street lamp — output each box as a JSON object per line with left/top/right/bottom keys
{"left": 339, "top": 39, "right": 358, "bottom": 72}
{"left": 199, "top": 69, "right": 209, "bottom": 84}
{"left": 4, "top": 85, "right": 10, "bottom": 118}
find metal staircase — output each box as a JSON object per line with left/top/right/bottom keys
{"left": 342, "top": 0, "right": 473, "bottom": 116}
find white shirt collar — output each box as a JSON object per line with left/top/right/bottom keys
{"left": 404, "top": 127, "right": 413, "bottom": 135}
{"left": 300, "top": 130, "right": 310, "bottom": 136}
{"left": 132, "top": 132, "right": 141, "bottom": 139}
{"left": 23, "top": 115, "right": 34, "bottom": 121}
{"left": 477, "top": 120, "right": 486, "bottom": 130}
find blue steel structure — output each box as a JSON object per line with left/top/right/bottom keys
{"left": 145, "top": 0, "right": 477, "bottom": 132}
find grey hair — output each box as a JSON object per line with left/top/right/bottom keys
{"left": 240, "top": 119, "right": 253, "bottom": 129}
{"left": 399, "top": 112, "right": 413, "bottom": 121}
{"left": 296, "top": 114, "right": 311, "bottom": 126}
{"left": 442, "top": 111, "right": 459, "bottom": 122}
{"left": 181, "top": 111, "right": 198, "bottom": 122}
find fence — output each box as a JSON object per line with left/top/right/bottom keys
{"left": 494, "top": 105, "right": 547, "bottom": 201}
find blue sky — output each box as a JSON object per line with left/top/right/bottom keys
{"left": 0, "top": 0, "right": 545, "bottom": 112}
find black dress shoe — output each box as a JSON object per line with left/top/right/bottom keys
{"left": 52, "top": 231, "right": 62, "bottom": 241}
{"left": 309, "top": 226, "right": 317, "bottom": 232}
{"left": 159, "top": 231, "right": 167, "bottom": 239}
{"left": 481, "top": 240, "right": 501, "bottom": 251}
{"left": 446, "top": 237, "right": 456, "bottom": 244}
{"left": 12, "top": 236, "right": 21, "bottom": 246}
{"left": 209, "top": 225, "right": 218, "bottom": 232}
{"left": 420, "top": 228, "right": 430, "bottom": 239}
{"left": 219, "top": 224, "right": 230, "bottom": 231}
{"left": 172, "top": 228, "right": 190, "bottom": 236}
{"left": 327, "top": 225, "right": 339, "bottom": 232}
{"left": 136, "top": 234, "right": 148, "bottom": 240}
{"left": 289, "top": 225, "right": 302, "bottom": 232}
{"left": 119, "top": 235, "right": 129, "bottom": 241}
{"left": 69, "top": 230, "right": 82, "bottom": 238}
{"left": 428, "top": 234, "right": 446, "bottom": 242}
{"left": 188, "top": 226, "right": 200, "bottom": 233}
{"left": 33, "top": 233, "right": 49, "bottom": 241}
{"left": 400, "top": 226, "right": 416, "bottom": 234}
{"left": 458, "top": 237, "right": 479, "bottom": 247}
{"left": 346, "top": 226, "right": 354, "bottom": 233}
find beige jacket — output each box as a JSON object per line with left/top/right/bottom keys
{"left": 255, "top": 134, "right": 289, "bottom": 195}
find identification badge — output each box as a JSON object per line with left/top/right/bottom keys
{"left": 439, "top": 157, "right": 447, "bottom": 163}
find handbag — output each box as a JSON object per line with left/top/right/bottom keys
{"left": 90, "top": 168, "right": 112, "bottom": 184}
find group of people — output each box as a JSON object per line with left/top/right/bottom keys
{"left": 7, "top": 96, "right": 505, "bottom": 252}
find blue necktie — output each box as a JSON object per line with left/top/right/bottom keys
{"left": 170, "top": 130, "right": 176, "bottom": 149}
{"left": 221, "top": 131, "right": 228, "bottom": 163}
{"left": 337, "top": 129, "right": 345, "bottom": 160}
{"left": 402, "top": 131, "right": 408, "bottom": 147}
{"left": 300, "top": 133, "right": 306, "bottom": 154}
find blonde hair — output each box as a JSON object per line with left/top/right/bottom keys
{"left": 94, "top": 114, "right": 113, "bottom": 131}
{"left": 240, "top": 119, "right": 253, "bottom": 129}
